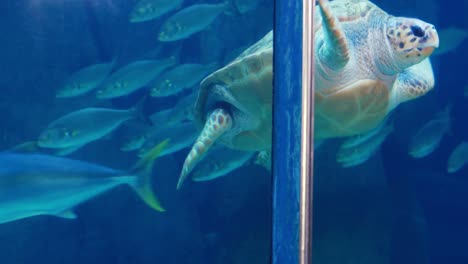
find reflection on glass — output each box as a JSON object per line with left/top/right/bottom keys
{"left": 312, "top": 0, "right": 467, "bottom": 263}
{"left": 0, "top": 0, "right": 273, "bottom": 263}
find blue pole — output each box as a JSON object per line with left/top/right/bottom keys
{"left": 272, "top": 0, "right": 303, "bottom": 263}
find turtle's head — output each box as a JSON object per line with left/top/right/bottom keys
{"left": 386, "top": 17, "right": 439, "bottom": 70}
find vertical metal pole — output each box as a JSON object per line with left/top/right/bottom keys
{"left": 272, "top": 0, "right": 303, "bottom": 263}
{"left": 300, "top": 0, "right": 315, "bottom": 264}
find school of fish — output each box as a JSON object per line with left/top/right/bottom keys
{"left": 2, "top": 0, "right": 466, "bottom": 226}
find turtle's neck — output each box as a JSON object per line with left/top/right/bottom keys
{"left": 371, "top": 16, "right": 405, "bottom": 76}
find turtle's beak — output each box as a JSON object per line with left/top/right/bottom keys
{"left": 177, "top": 108, "right": 232, "bottom": 189}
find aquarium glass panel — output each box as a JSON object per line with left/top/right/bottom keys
{"left": 0, "top": 1, "right": 273, "bottom": 263}
{"left": 311, "top": 0, "right": 468, "bottom": 263}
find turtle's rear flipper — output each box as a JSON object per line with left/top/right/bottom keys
{"left": 178, "top": 109, "right": 232, "bottom": 189}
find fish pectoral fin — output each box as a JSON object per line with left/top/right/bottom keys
{"left": 54, "top": 209, "right": 77, "bottom": 220}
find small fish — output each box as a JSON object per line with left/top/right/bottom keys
{"left": 340, "top": 119, "right": 388, "bottom": 149}
{"left": 167, "top": 92, "right": 196, "bottom": 124}
{"left": 337, "top": 123, "right": 394, "bottom": 167}
{"left": 129, "top": 0, "right": 184, "bottom": 23}
{"left": 8, "top": 141, "right": 40, "bottom": 153}
{"left": 433, "top": 27, "right": 467, "bottom": 56}
{"left": 150, "top": 63, "right": 216, "bottom": 97}
{"left": 158, "top": 3, "right": 229, "bottom": 42}
{"left": 464, "top": 84, "right": 468, "bottom": 97}
{"left": 138, "top": 122, "right": 198, "bottom": 158}
{"left": 121, "top": 135, "right": 147, "bottom": 152}
{"left": 38, "top": 102, "right": 146, "bottom": 149}
{"left": 447, "top": 142, "right": 468, "bottom": 173}
{"left": 191, "top": 147, "right": 253, "bottom": 182}
{"left": 409, "top": 106, "right": 451, "bottom": 158}
{"left": 149, "top": 97, "right": 194, "bottom": 128}
{"left": 254, "top": 150, "right": 271, "bottom": 171}
{"left": 0, "top": 140, "right": 168, "bottom": 224}
{"left": 119, "top": 122, "right": 152, "bottom": 152}
{"left": 56, "top": 61, "right": 115, "bottom": 98}
{"left": 9, "top": 141, "right": 83, "bottom": 157}
{"left": 149, "top": 108, "right": 173, "bottom": 125}
{"left": 53, "top": 144, "right": 85, "bottom": 156}
{"left": 96, "top": 58, "right": 176, "bottom": 99}
{"left": 234, "top": 0, "right": 261, "bottom": 14}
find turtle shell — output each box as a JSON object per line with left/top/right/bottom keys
{"left": 194, "top": 31, "right": 273, "bottom": 151}
{"left": 313, "top": 0, "right": 393, "bottom": 138}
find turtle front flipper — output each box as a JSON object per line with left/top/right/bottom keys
{"left": 389, "top": 58, "right": 435, "bottom": 111}
{"left": 317, "top": 0, "right": 350, "bottom": 71}
{"left": 177, "top": 109, "right": 232, "bottom": 189}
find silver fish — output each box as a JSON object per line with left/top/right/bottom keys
{"left": 121, "top": 135, "right": 147, "bottom": 152}
{"left": 191, "top": 146, "right": 253, "bottom": 182}
{"left": 0, "top": 141, "right": 167, "bottom": 224}
{"left": 9, "top": 141, "right": 84, "bottom": 157}
{"left": 96, "top": 58, "right": 176, "bottom": 99}
{"left": 340, "top": 119, "right": 388, "bottom": 149}
{"left": 129, "top": 0, "right": 184, "bottom": 23}
{"left": 158, "top": 3, "right": 229, "bottom": 42}
{"left": 149, "top": 96, "right": 195, "bottom": 128}
{"left": 53, "top": 144, "right": 86, "bottom": 156}
{"left": 150, "top": 63, "right": 216, "bottom": 97}
{"left": 167, "top": 92, "right": 196, "bottom": 124}
{"left": 409, "top": 106, "right": 451, "bottom": 158}
{"left": 337, "top": 123, "right": 394, "bottom": 167}
{"left": 149, "top": 108, "right": 173, "bottom": 125}
{"left": 464, "top": 84, "right": 468, "bottom": 97}
{"left": 447, "top": 142, "right": 468, "bottom": 173}
{"left": 253, "top": 150, "right": 271, "bottom": 171}
{"left": 38, "top": 103, "right": 144, "bottom": 149}
{"left": 433, "top": 27, "right": 467, "bottom": 56}
{"left": 138, "top": 122, "right": 198, "bottom": 158}
{"left": 56, "top": 60, "right": 115, "bottom": 98}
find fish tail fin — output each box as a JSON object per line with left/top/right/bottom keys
{"left": 130, "top": 96, "right": 153, "bottom": 126}
{"left": 130, "top": 139, "right": 170, "bottom": 212}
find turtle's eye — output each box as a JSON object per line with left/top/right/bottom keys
{"left": 410, "top": 25, "right": 425, "bottom": 37}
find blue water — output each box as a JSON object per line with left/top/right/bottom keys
{"left": 0, "top": 0, "right": 466, "bottom": 263}
{"left": 0, "top": 0, "right": 272, "bottom": 263}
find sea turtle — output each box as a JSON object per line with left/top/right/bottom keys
{"left": 176, "top": 0, "right": 439, "bottom": 188}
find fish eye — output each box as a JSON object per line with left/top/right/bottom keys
{"left": 410, "top": 25, "right": 425, "bottom": 37}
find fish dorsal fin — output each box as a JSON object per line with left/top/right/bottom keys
{"left": 317, "top": 0, "right": 350, "bottom": 71}
{"left": 55, "top": 210, "right": 77, "bottom": 220}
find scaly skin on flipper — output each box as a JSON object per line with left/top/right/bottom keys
{"left": 389, "top": 58, "right": 435, "bottom": 109}
{"left": 317, "top": 0, "right": 350, "bottom": 70}
{"left": 177, "top": 108, "right": 232, "bottom": 189}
